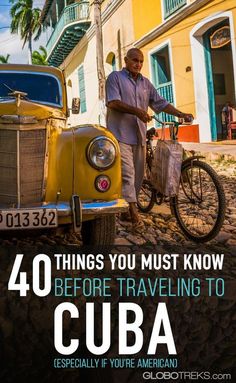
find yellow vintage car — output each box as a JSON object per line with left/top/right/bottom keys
{"left": 0, "top": 64, "right": 127, "bottom": 245}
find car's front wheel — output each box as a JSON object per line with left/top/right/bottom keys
{"left": 81, "top": 215, "right": 116, "bottom": 245}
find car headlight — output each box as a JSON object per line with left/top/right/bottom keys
{"left": 87, "top": 136, "right": 116, "bottom": 170}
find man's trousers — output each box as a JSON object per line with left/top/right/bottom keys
{"left": 119, "top": 142, "right": 145, "bottom": 203}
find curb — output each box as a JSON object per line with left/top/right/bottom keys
{"left": 182, "top": 147, "right": 236, "bottom": 162}
{"left": 184, "top": 150, "right": 236, "bottom": 161}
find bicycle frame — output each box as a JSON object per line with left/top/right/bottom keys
{"left": 138, "top": 116, "right": 226, "bottom": 242}
{"left": 152, "top": 115, "right": 179, "bottom": 141}
{"left": 146, "top": 119, "right": 206, "bottom": 204}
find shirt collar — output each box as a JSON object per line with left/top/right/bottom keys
{"left": 122, "top": 67, "right": 143, "bottom": 81}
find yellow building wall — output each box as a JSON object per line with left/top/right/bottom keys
{"left": 103, "top": 0, "right": 134, "bottom": 71}
{"left": 138, "top": 0, "right": 236, "bottom": 117}
{"left": 132, "top": 0, "right": 162, "bottom": 40}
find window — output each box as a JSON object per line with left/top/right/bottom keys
{"left": 78, "top": 65, "right": 87, "bottom": 113}
{"left": 0, "top": 72, "right": 62, "bottom": 107}
{"left": 152, "top": 46, "right": 171, "bottom": 86}
{"left": 151, "top": 45, "right": 174, "bottom": 123}
{"left": 163, "top": 0, "right": 187, "bottom": 19}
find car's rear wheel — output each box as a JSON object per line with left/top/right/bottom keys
{"left": 81, "top": 215, "right": 116, "bottom": 245}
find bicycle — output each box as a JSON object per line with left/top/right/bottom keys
{"left": 137, "top": 117, "right": 226, "bottom": 243}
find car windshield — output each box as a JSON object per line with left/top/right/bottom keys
{"left": 0, "top": 72, "right": 62, "bottom": 107}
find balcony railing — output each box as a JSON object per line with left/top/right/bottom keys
{"left": 46, "top": 2, "right": 90, "bottom": 59}
{"left": 164, "top": 0, "right": 187, "bottom": 19}
{"left": 156, "top": 82, "right": 174, "bottom": 123}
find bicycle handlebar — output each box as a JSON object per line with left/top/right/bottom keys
{"left": 148, "top": 115, "right": 193, "bottom": 141}
{"left": 151, "top": 115, "right": 187, "bottom": 126}
{"left": 151, "top": 115, "right": 180, "bottom": 141}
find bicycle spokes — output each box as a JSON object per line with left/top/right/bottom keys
{"left": 171, "top": 161, "right": 226, "bottom": 242}
{"left": 180, "top": 164, "right": 204, "bottom": 203}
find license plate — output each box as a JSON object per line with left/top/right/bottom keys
{"left": 0, "top": 209, "right": 58, "bottom": 230}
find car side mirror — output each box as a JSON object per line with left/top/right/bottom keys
{"left": 72, "top": 97, "right": 80, "bottom": 114}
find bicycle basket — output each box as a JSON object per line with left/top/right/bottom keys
{"left": 150, "top": 139, "right": 183, "bottom": 197}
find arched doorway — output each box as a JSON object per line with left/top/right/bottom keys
{"left": 191, "top": 12, "right": 236, "bottom": 142}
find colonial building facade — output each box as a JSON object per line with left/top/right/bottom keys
{"left": 41, "top": 0, "right": 135, "bottom": 127}
{"left": 41, "top": 0, "right": 236, "bottom": 142}
{"left": 133, "top": 0, "right": 236, "bottom": 142}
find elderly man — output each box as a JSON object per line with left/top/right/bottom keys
{"left": 106, "top": 48, "right": 193, "bottom": 227}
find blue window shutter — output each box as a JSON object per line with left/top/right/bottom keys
{"left": 78, "top": 66, "right": 87, "bottom": 113}
{"left": 157, "top": 56, "right": 168, "bottom": 85}
{"left": 163, "top": 0, "right": 187, "bottom": 19}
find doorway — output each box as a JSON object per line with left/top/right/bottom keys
{"left": 191, "top": 12, "right": 236, "bottom": 142}
{"left": 204, "top": 20, "right": 235, "bottom": 140}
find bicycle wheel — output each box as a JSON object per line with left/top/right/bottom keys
{"left": 137, "top": 180, "right": 156, "bottom": 213}
{"left": 170, "top": 160, "right": 226, "bottom": 242}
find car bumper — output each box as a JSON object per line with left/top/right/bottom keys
{"left": 42, "top": 198, "right": 128, "bottom": 216}
{"left": 0, "top": 198, "right": 128, "bottom": 231}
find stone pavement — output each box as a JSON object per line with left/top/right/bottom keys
{"left": 115, "top": 159, "right": 236, "bottom": 249}
{"left": 181, "top": 140, "right": 236, "bottom": 161}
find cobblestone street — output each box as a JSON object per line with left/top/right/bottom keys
{"left": 115, "top": 159, "right": 236, "bottom": 251}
